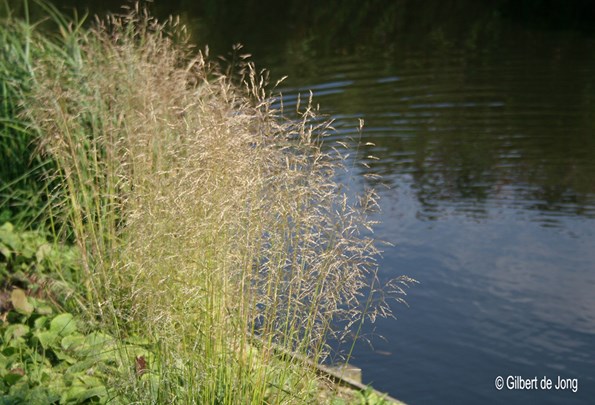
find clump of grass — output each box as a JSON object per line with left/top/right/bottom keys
{"left": 0, "top": 0, "right": 44, "bottom": 227}
{"left": 8, "top": 2, "right": 414, "bottom": 403}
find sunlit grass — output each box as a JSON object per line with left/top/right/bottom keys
{"left": 1, "top": 1, "right": 414, "bottom": 403}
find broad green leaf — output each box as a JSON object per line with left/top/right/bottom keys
{"left": 0, "top": 353, "right": 9, "bottom": 370}
{"left": 61, "top": 384, "right": 107, "bottom": 403}
{"left": 0, "top": 223, "right": 19, "bottom": 250}
{"left": 34, "top": 316, "right": 48, "bottom": 330}
{"left": 60, "top": 385, "right": 88, "bottom": 403}
{"left": 140, "top": 373, "right": 160, "bottom": 399}
{"left": 82, "top": 332, "right": 115, "bottom": 356}
{"left": 34, "top": 330, "right": 59, "bottom": 350}
{"left": 50, "top": 313, "right": 77, "bottom": 336}
{"left": 4, "top": 370, "right": 24, "bottom": 386}
{"left": 0, "top": 223, "right": 14, "bottom": 233}
{"left": 7, "top": 337, "right": 29, "bottom": 351}
{"left": 65, "top": 357, "right": 98, "bottom": 374}
{"left": 2, "top": 347, "right": 17, "bottom": 357}
{"left": 31, "top": 298, "right": 53, "bottom": 315}
{"left": 53, "top": 349, "right": 77, "bottom": 364}
{"left": 121, "top": 345, "right": 150, "bottom": 364}
{"left": 37, "top": 304, "right": 53, "bottom": 315}
{"left": 11, "top": 288, "right": 33, "bottom": 315}
{"left": 78, "top": 385, "right": 108, "bottom": 402}
{"left": 124, "top": 335, "right": 150, "bottom": 345}
{"left": 76, "top": 374, "right": 104, "bottom": 388}
{"left": 61, "top": 333, "right": 86, "bottom": 351}
{"left": 0, "top": 242, "right": 11, "bottom": 260}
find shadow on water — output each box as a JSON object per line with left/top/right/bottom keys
{"left": 264, "top": 24, "right": 595, "bottom": 224}
{"left": 28, "top": 1, "right": 595, "bottom": 403}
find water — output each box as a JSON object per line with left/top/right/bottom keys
{"left": 256, "top": 22, "right": 595, "bottom": 405}
{"left": 46, "top": 2, "right": 595, "bottom": 403}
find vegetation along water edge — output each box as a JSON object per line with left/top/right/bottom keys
{"left": 0, "top": 1, "right": 415, "bottom": 403}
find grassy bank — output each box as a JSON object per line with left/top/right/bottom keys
{"left": 0, "top": 2, "right": 412, "bottom": 403}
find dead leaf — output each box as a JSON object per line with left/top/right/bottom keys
{"left": 135, "top": 355, "right": 147, "bottom": 376}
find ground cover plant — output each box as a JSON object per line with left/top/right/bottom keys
{"left": 0, "top": 222, "right": 158, "bottom": 405}
{"left": 0, "top": 1, "right": 413, "bottom": 403}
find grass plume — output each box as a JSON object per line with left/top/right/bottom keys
{"left": 2, "top": 2, "right": 414, "bottom": 403}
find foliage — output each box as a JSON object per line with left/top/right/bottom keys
{"left": 1, "top": 2, "right": 413, "bottom": 403}
{"left": 1, "top": 308, "right": 112, "bottom": 404}
{"left": 0, "top": 0, "right": 58, "bottom": 229}
{"left": 0, "top": 221, "right": 162, "bottom": 404}
{"left": 0, "top": 299, "right": 161, "bottom": 405}
{"left": 0, "top": 222, "right": 80, "bottom": 311}
{"left": 0, "top": 221, "right": 104, "bottom": 403}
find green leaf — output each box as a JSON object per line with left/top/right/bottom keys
{"left": 35, "top": 243, "right": 52, "bottom": 263}
{"left": 10, "top": 288, "right": 33, "bottom": 315}
{"left": 3, "top": 324, "right": 30, "bottom": 342}
{"left": 0, "top": 242, "right": 11, "bottom": 260}
{"left": 78, "top": 385, "right": 107, "bottom": 401}
{"left": 76, "top": 374, "right": 104, "bottom": 388}
{"left": 124, "top": 335, "right": 150, "bottom": 346}
{"left": 0, "top": 353, "right": 9, "bottom": 370}
{"left": 23, "top": 385, "right": 55, "bottom": 404}
{"left": 2, "top": 347, "right": 17, "bottom": 357}
{"left": 34, "top": 330, "right": 59, "bottom": 350}
{"left": 60, "top": 385, "right": 88, "bottom": 403}
{"left": 50, "top": 313, "right": 76, "bottom": 336}
{"left": 0, "top": 223, "right": 14, "bottom": 233}
{"left": 61, "top": 333, "right": 86, "bottom": 352}
{"left": 36, "top": 303, "right": 53, "bottom": 316}
{"left": 65, "top": 358, "right": 98, "bottom": 374}
{"left": 31, "top": 298, "right": 53, "bottom": 315}
{"left": 33, "top": 316, "right": 49, "bottom": 330}
{"left": 20, "top": 240, "right": 36, "bottom": 259}
{"left": 53, "top": 349, "right": 77, "bottom": 364}
{"left": 0, "top": 223, "right": 19, "bottom": 251}
{"left": 4, "top": 370, "right": 24, "bottom": 386}
{"left": 81, "top": 332, "right": 115, "bottom": 357}
{"left": 140, "top": 373, "right": 160, "bottom": 399}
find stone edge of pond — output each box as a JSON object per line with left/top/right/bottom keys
{"left": 317, "top": 362, "right": 407, "bottom": 405}
{"left": 251, "top": 335, "right": 406, "bottom": 404}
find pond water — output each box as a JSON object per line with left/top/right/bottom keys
{"left": 254, "top": 16, "right": 595, "bottom": 405}
{"left": 47, "top": 2, "right": 595, "bottom": 403}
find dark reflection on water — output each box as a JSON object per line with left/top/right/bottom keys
{"left": 42, "top": 1, "right": 595, "bottom": 403}
{"left": 269, "top": 34, "right": 595, "bottom": 225}
{"left": 265, "top": 22, "right": 595, "bottom": 405}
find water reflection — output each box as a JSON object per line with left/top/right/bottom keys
{"left": 270, "top": 31, "right": 595, "bottom": 224}
{"left": 267, "top": 19, "right": 595, "bottom": 405}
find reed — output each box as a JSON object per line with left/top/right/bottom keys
{"left": 2, "top": 2, "right": 414, "bottom": 403}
